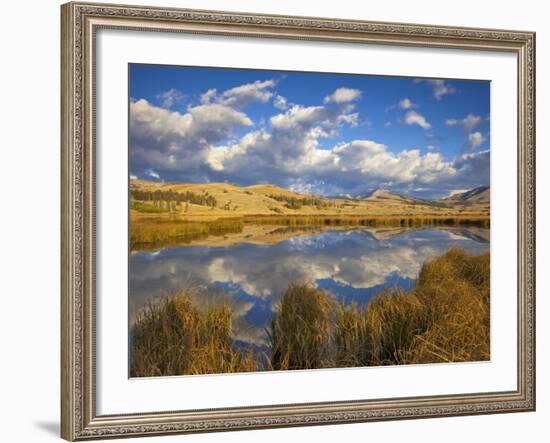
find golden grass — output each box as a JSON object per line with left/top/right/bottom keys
{"left": 334, "top": 248, "right": 490, "bottom": 366}
{"left": 130, "top": 248, "right": 489, "bottom": 376}
{"left": 243, "top": 215, "right": 489, "bottom": 228}
{"left": 131, "top": 201, "right": 168, "bottom": 213}
{"left": 130, "top": 179, "right": 490, "bottom": 219}
{"left": 406, "top": 248, "right": 490, "bottom": 363}
{"left": 333, "top": 302, "right": 371, "bottom": 367}
{"left": 356, "top": 289, "right": 425, "bottom": 365}
{"left": 130, "top": 218, "right": 244, "bottom": 250}
{"left": 269, "top": 283, "right": 335, "bottom": 370}
{"left": 130, "top": 289, "right": 261, "bottom": 377}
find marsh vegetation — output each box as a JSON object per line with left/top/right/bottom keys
{"left": 130, "top": 218, "right": 244, "bottom": 250}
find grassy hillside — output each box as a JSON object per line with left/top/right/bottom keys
{"left": 443, "top": 186, "right": 490, "bottom": 205}
{"left": 130, "top": 179, "right": 490, "bottom": 220}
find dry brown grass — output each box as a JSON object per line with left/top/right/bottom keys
{"left": 334, "top": 303, "right": 371, "bottom": 367}
{"left": 243, "top": 215, "right": 489, "bottom": 228}
{"left": 269, "top": 283, "right": 335, "bottom": 370}
{"left": 130, "top": 289, "right": 261, "bottom": 377}
{"left": 130, "top": 179, "right": 490, "bottom": 219}
{"left": 405, "top": 248, "right": 490, "bottom": 363}
{"left": 334, "top": 248, "right": 490, "bottom": 366}
{"left": 130, "top": 218, "right": 244, "bottom": 250}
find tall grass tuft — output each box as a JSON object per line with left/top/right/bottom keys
{"left": 361, "top": 289, "right": 426, "bottom": 365}
{"left": 130, "top": 289, "right": 260, "bottom": 377}
{"left": 406, "top": 248, "right": 490, "bottom": 363}
{"left": 269, "top": 283, "right": 335, "bottom": 370}
{"left": 334, "top": 303, "right": 370, "bottom": 367}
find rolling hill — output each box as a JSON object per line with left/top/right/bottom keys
{"left": 363, "top": 189, "right": 435, "bottom": 206}
{"left": 129, "top": 179, "right": 490, "bottom": 221}
{"left": 443, "top": 186, "right": 490, "bottom": 205}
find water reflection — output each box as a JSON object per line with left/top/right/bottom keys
{"left": 129, "top": 226, "right": 489, "bottom": 347}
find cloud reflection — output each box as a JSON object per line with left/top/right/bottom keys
{"left": 129, "top": 227, "right": 489, "bottom": 346}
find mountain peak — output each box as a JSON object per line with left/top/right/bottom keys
{"left": 443, "top": 186, "right": 490, "bottom": 204}
{"left": 369, "top": 188, "right": 392, "bottom": 198}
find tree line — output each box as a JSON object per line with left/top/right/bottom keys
{"left": 268, "top": 194, "right": 332, "bottom": 210}
{"left": 131, "top": 189, "right": 217, "bottom": 208}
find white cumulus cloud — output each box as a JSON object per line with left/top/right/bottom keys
{"left": 404, "top": 110, "right": 431, "bottom": 129}
{"left": 416, "top": 79, "right": 456, "bottom": 100}
{"left": 131, "top": 82, "right": 488, "bottom": 198}
{"left": 468, "top": 131, "right": 485, "bottom": 148}
{"left": 398, "top": 98, "right": 416, "bottom": 109}
{"left": 200, "top": 80, "right": 276, "bottom": 108}
{"left": 155, "top": 88, "right": 185, "bottom": 109}
{"left": 323, "top": 87, "right": 362, "bottom": 104}
{"left": 273, "top": 94, "right": 288, "bottom": 110}
{"left": 130, "top": 98, "right": 253, "bottom": 181}
{"left": 446, "top": 113, "right": 482, "bottom": 131}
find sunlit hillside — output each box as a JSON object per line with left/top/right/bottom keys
{"left": 130, "top": 179, "right": 490, "bottom": 221}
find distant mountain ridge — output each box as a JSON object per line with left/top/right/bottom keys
{"left": 364, "top": 189, "right": 426, "bottom": 204}
{"left": 443, "top": 186, "right": 490, "bottom": 204}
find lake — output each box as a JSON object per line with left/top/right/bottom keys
{"left": 129, "top": 226, "right": 490, "bottom": 351}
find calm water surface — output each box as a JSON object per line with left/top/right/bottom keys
{"left": 129, "top": 226, "right": 489, "bottom": 349}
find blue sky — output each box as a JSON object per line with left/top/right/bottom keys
{"left": 129, "top": 63, "right": 490, "bottom": 199}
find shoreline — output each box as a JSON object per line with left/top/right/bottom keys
{"left": 130, "top": 215, "right": 490, "bottom": 251}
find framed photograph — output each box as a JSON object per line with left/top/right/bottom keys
{"left": 61, "top": 2, "right": 536, "bottom": 440}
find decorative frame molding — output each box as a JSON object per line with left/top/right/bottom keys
{"left": 61, "top": 2, "right": 536, "bottom": 440}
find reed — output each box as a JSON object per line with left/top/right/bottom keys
{"left": 334, "top": 303, "right": 370, "bottom": 367}
{"left": 130, "top": 218, "right": 244, "bottom": 250}
{"left": 333, "top": 248, "right": 490, "bottom": 366}
{"left": 268, "top": 283, "right": 335, "bottom": 370}
{"left": 243, "top": 215, "right": 489, "bottom": 228}
{"left": 405, "top": 248, "right": 490, "bottom": 363}
{"left": 130, "top": 289, "right": 261, "bottom": 377}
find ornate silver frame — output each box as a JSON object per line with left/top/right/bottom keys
{"left": 61, "top": 2, "right": 536, "bottom": 440}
